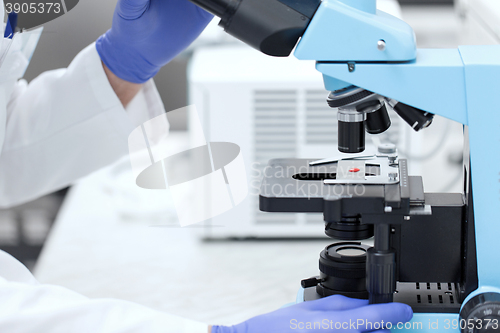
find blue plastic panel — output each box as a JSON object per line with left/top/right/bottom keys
{"left": 316, "top": 49, "right": 468, "bottom": 124}
{"left": 295, "top": 0, "right": 416, "bottom": 62}
{"left": 459, "top": 45, "right": 500, "bottom": 289}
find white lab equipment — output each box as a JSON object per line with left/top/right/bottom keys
{"left": 458, "top": 0, "right": 500, "bottom": 44}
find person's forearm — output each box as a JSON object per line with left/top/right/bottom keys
{"left": 208, "top": 325, "right": 212, "bottom": 333}
{"left": 102, "top": 61, "right": 142, "bottom": 107}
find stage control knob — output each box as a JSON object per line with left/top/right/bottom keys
{"left": 460, "top": 293, "right": 500, "bottom": 333}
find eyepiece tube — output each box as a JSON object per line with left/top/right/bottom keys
{"left": 187, "top": 0, "right": 232, "bottom": 17}
{"left": 187, "top": 0, "right": 321, "bottom": 57}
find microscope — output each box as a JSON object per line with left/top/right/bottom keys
{"left": 188, "top": 0, "right": 500, "bottom": 331}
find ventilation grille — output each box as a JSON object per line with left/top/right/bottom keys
{"left": 414, "top": 282, "right": 456, "bottom": 305}
{"left": 254, "top": 90, "right": 297, "bottom": 225}
{"left": 254, "top": 90, "right": 297, "bottom": 163}
{"left": 306, "top": 90, "right": 337, "bottom": 145}
{"left": 394, "top": 282, "right": 461, "bottom": 313}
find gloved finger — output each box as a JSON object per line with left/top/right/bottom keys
{"left": 300, "top": 294, "right": 369, "bottom": 311}
{"left": 117, "top": 0, "right": 150, "bottom": 20}
{"left": 342, "top": 302, "right": 413, "bottom": 331}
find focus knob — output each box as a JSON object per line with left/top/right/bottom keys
{"left": 460, "top": 293, "right": 500, "bottom": 333}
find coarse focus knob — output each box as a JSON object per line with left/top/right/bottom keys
{"left": 460, "top": 293, "right": 500, "bottom": 333}
{"left": 366, "top": 247, "right": 396, "bottom": 304}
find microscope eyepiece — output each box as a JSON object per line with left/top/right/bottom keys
{"left": 188, "top": 0, "right": 321, "bottom": 56}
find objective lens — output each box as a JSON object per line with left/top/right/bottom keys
{"left": 391, "top": 102, "right": 433, "bottom": 131}
{"left": 365, "top": 102, "right": 391, "bottom": 134}
{"left": 338, "top": 111, "right": 365, "bottom": 153}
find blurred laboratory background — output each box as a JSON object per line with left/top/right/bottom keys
{"left": 0, "top": 0, "right": 498, "bottom": 325}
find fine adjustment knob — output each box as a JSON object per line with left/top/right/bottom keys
{"left": 460, "top": 293, "right": 500, "bottom": 333}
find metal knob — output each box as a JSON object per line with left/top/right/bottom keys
{"left": 377, "top": 40, "right": 386, "bottom": 51}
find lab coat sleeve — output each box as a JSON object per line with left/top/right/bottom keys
{"left": 0, "top": 43, "right": 167, "bottom": 208}
{"left": 0, "top": 250, "right": 208, "bottom": 333}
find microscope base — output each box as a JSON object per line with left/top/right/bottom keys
{"left": 298, "top": 282, "right": 461, "bottom": 314}
{"left": 296, "top": 287, "right": 460, "bottom": 332}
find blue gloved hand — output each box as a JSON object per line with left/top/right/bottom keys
{"left": 212, "top": 295, "right": 413, "bottom": 333}
{"left": 96, "top": 0, "right": 213, "bottom": 83}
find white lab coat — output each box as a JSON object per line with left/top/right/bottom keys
{"left": 0, "top": 8, "right": 208, "bottom": 333}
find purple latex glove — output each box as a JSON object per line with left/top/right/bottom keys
{"left": 212, "top": 295, "right": 413, "bottom": 333}
{"left": 96, "top": 0, "right": 213, "bottom": 83}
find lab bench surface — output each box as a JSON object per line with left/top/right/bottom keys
{"left": 33, "top": 132, "right": 332, "bottom": 326}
